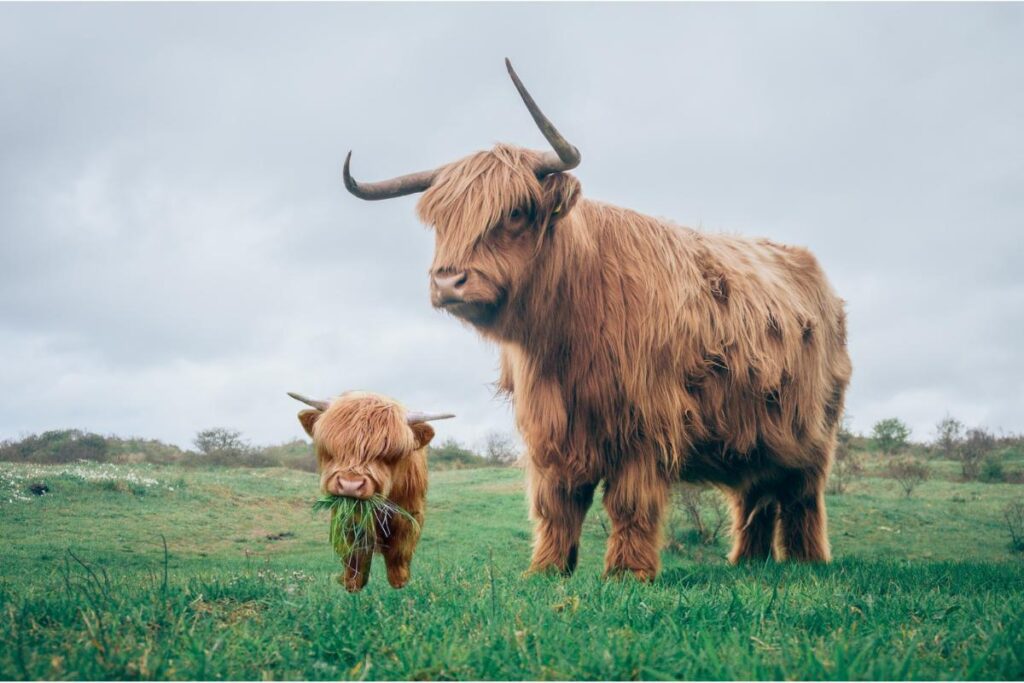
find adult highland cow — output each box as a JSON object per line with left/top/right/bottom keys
{"left": 343, "top": 60, "right": 852, "bottom": 579}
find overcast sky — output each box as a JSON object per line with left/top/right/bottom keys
{"left": 1, "top": 3, "right": 1022, "bottom": 451}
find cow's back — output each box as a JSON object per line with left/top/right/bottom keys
{"left": 666, "top": 227, "right": 852, "bottom": 472}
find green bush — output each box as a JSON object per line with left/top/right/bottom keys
{"left": 979, "top": 457, "right": 1006, "bottom": 483}
{"left": 260, "top": 440, "right": 317, "bottom": 472}
{"left": 428, "top": 438, "right": 495, "bottom": 470}
{"left": 872, "top": 418, "right": 911, "bottom": 456}
{"left": 0, "top": 430, "right": 110, "bottom": 463}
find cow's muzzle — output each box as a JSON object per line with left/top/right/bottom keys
{"left": 430, "top": 270, "right": 469, "bottom": 306}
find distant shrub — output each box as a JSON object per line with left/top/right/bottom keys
{"left": 483, "top": 431, "right": 519, "bottom": 465}
{"left": 887, "top": 458, "right": 930, "bottom": 498}
{"left": 0, "top": 430, "right": 110, "bottom": 464}
{"left": 979, "top": 457, "right": 1006, "bottom": 483}
{"left": 665, "top": 484, "right": 728, "bottom": 551}
{"left": 428, "top": 438, "right": 494, "bottom": 471}
{"left": 189, "top": 428, "right": 291, "bottom": 469}
{"left": 1004, "top": 502, "right": 1024, "bottom": 553}
{"left": 828, "top": 424, "right": 863, "bottom": 495}
{"left": 872, "top": 418, "right": 911, "bottom": 456}
{"left": 933, "top": 415, "right": 964, "bottom": 460}
{"left": 0, "top": 430, "right": 187, "bottom": 466}
{"left": 959, "top": 428, "right": 996, "bottom": 481}
{"left": 194, "top": 428, "right": 250, "bottom": 458}
{"left": 260, "top": 440, "right": 317, "bottom": 473}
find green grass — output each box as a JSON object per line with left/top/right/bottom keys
{"left": 1, "top": 462, "right": 1022, "bottom": 680}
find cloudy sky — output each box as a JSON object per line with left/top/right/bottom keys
{"left": 1, "top": 3, "right": 1022, "bottom": 451}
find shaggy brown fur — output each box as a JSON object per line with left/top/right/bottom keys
{"left": 410, "top": 144, "right": 852, "bottom": 578}
{"left": 296, "top": 392, "right": 433, "bottom": 592}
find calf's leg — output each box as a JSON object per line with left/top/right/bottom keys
{"left": 341, "top": 550, "right": 372, "bottom": 592}
{"left": 602, "top": 459, "right": 669, "bottom": 581}
{"left": 382, "top": 516, "right": 422, "bottom": 589}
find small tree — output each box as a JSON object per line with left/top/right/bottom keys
{"left": 193, "top": 428, "right": 250, "bottom": 459}
{"left": 933, "top": 415, "right": 964, "bottom": 460}
{"left": 956, "top": 427, "right": 996, "bottom": 481}
{"left": 672, "top": 484, "right": 729, "bottom": 546}
{"left": 828, "top": 424, "right": 863, "bottom": 494}
{"left": 483, "top": 431, "right": 519, "bottom": 464}
{"left": 872, "top": 418, "right": 911, "bottom": 456}
{"left": 887, "top": 458, "right": 930, "bottom": 498}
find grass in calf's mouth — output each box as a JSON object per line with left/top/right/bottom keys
{"left": 312, "top": 493, "right": 419, "bottom": 559}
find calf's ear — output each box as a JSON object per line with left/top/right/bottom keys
{"left": 410, "top": 423, "right": 436, "bottom": 450}
{"left": 297, "top": 409, "right": 320, "bottom": 437}
{"left": 537, "top": 172, "right": 581, "bottom": 231}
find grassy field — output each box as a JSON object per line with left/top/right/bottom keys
{"left": 1, "top": 460, "right": 1022, "bottom": 680}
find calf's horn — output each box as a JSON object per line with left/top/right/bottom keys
{"left": 406, "top": 411, "right": 455, "bottom": 425}
{"left": 287, "top": 392, "right": 330, "bottom": 411}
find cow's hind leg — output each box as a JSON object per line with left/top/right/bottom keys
{"left": 776, "top": 471, "right": 831, "bottom": 562}
{"left": 727, "top": 488, "right": 779, "bottom": 564}
{"left": 527, "top": 466, "right": 596, "bottom": 576}
{"left": 602, "top": 459, "right": 669, "bottom": 581}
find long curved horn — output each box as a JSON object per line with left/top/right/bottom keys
{"left": 287, "top": 392, "right": 330, "bottom": 411}
{"left": 406, "top": 411, "right": 455, "bottom": 425}
{"left": 505, "top": 58, "right": 581, "bottom": 177}
{"left": 343, "top": 151, "right": 440, "bottom": 200}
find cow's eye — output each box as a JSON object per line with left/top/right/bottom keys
{"left": 509, "top": 208, "right": 523, "bottom": 221}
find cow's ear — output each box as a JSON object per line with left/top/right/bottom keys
{"left": 297, "top": 409, "right": 320, "bottom": 438}
{"left": 410, "top": 423, "right": 436, "bottom": 450}
{"left": 537, "top": 172, "right": 581, "bottom": 230}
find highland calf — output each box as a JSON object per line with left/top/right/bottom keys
{"left": 342, "top": 61, "right": 852, "bottom": 579}
{"left": 288, "top": 391, "right": 452, "bottom": 591}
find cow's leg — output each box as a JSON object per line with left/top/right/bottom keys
{"left": 602, "top": 459, "right": 669, "bottom": 581}
{"left": 381, "top": 515, "right": 423, "bottom": 589}
{"left": 527, "top": 465, "right": 596, "bottom": 576}
{"left": 776, "top": 470, "right": 831, "bottom": 562}
{"left": 340, "top": 549, "right": 372, "bottom": 592}
{"left": 727, "top": 488, "right": 779, "bottom": 564}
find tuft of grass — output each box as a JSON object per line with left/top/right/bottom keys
{"left": 311, "top": 494, "right": 419, "bottom": 560}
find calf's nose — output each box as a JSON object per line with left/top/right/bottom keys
{"left": 431, "top": 271, "right": 468, "bottom": 304}
{"left": 332, "top": 475, "right": 372, "bottom": 499}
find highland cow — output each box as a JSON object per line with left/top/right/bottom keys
{"left": 342, "top": 60, "right": 852, "bottom": 579}
{"left": 288, "top": 391, "right": 452, "bottom": 591}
